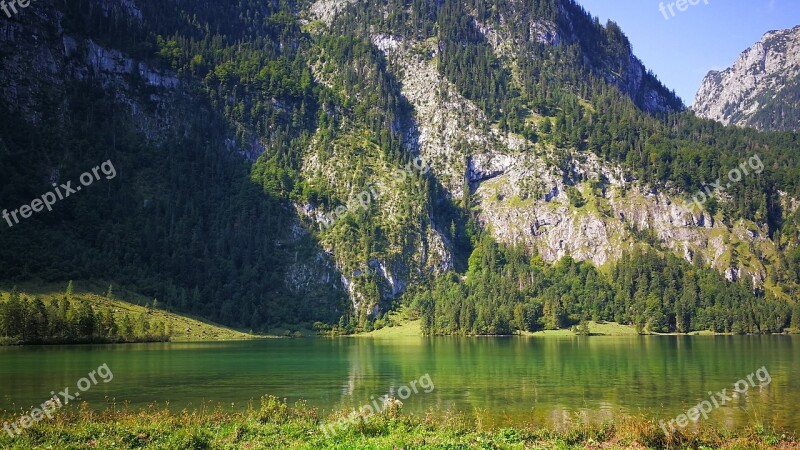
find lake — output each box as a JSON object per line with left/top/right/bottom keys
{"left": 1, "top": 336, "right": 798, "bottom": 432}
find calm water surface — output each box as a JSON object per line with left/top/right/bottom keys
{"left": 0, "top": 336, "right": 798, "bottom": 431}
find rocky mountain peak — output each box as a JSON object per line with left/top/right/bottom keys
{"left": 692, "top": 25, "right": 800, "bottom": 131}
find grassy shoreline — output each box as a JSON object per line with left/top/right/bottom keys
{"left": 356, "top": 320, "right": 735, "bottom": 338}
{"left": 0, "top": 397, "right": 795, "bottom": 449}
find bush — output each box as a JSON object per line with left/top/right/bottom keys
{"left": 258, "top": 396, "right": 289, "bottom": 424}
{"left": 566, "top": 186, "right": 586, "bottom": 208}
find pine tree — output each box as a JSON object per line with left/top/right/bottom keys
{"left": 792, "top": 303, "right": 800, "bottom": 331}
{"left": 120, "top": 314, "right": 134, "bottom": 340}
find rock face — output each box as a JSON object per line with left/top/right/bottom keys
{"left": 2, "top": 0, "right": 795, "bottom": 321}
{"left": 300, "top": 2, "right": 791, "bottom": 308}
{"left": 0, "top": 0, "right": 346, "bottom": 317}
{"left": 692, "top": 25, "right": 800, "bottom": 131}
{"left": 371, "top": 35, "right": 778, "bottom": 290}
{"left": 0, "top": 0, "right": 178, "bottom": 141}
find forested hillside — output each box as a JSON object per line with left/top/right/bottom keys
{"left": 0, "top": 284, "right": 170, "bottom": 344}
{"left": 0, "top": 0, "right": 798, "bottom": 335}
{"left": 0, "top": 0, "right": 347, "bottom": 329}
{"left": 413, "top": 234, "right": 797, "bottom": 335}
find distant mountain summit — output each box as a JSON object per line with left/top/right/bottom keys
{"left": 692, "top": 25, "right": 800, "bottom": 131}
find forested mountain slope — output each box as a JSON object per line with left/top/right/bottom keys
{"left": 0, "top": 0, "right": 348, "bottom": 329}
{"left": 0, "top": 0, "right": 798, "bottom": 335}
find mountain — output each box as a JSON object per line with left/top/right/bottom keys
{"left": 692, "top": 25, "right": 800, "bottom": 132}
{"left": 0, "top": 0, "right": 798, "bottom": 336}
{"left": 0, "top": 0, "right": 349, "bottom": 329}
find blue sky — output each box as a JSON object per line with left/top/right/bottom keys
{"left": 574, "top": 0, "right": 800, "bottom": 106}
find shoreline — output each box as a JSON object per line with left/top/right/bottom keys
{"left": 351, "top": 320, "right": 785, "bottom": 338}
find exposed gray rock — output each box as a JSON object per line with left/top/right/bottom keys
{"left": 693, "top": 25, "right": 800, "bottom": 131}
{"left": 309, "top": 0, "right": 358, "bottom": 25}
{"left": 369, "top": 34, "right": 776, "bottom": 289}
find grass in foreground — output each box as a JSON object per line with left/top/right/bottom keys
{"left": 0, "top": 397, "right": 795, "bottom": 449}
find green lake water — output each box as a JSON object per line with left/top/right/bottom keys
{"left": 0, "top": 336, "right": 798, "bottom": 431}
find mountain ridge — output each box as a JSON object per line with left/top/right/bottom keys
{"left": 692, "top": 24, "right": 800, "bottom": 131}
{"left": 0, "top": 0, "right": 798, "bottom": 335}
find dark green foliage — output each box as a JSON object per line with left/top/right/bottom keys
{"left": 415, "top": 237, "right": 794, "bottom": 335}
{"left": 0, "top": 0, "right": 347, "bottom": 330}
{"left": 0, "top": 288, "right": 167, "bottom": 344}
{"left": 1, "top": 0, "right": 799, "bottom": 335}
{"left": 611, "top": 248, "right": 791, "bottom": 334}
{"left": 572, "top": 319, "right": 590, "bottom": 336}
{"left": 746, "top": 77, "right": 800, "bottom": 132}
{"left": 565, "top": 186, "right": 586, "bottom": 208}
{"left": 437, "top": 0, "right": 514, "bottom": 119}
{"left": 415, "top": 235, "right": 614, "bottom": 335}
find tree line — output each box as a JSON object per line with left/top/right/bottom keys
{"left": 0, "top": 283, "right": 169, "bottom": 345}
{"left": 412, "top": 236, "right": 800, "bottom": 335}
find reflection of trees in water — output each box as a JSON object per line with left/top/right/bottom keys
{"left": 341, "top": 339, "right": 420, "bottom": 408}
{"left": 328, "top": 336, "right": 799, "bottom": 430}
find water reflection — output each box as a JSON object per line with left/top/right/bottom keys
{"left": 0, "top": 336, "right": 797, "bottom": 430}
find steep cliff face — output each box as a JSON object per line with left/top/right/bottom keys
{"left": 692, "top": 25, "right": 800, "bottom": 131}
{"left": 552, "top": 1, "right": 683, "bottom": 114}
{"left": 0, "top": 0, "right": 349, "bottom": 327}
{"left": 323, "top": 2, "right": 798, "bottom": 312}
{"left": 299, "top": 125, "right": 453, "bottom": 313}
{"left": 369, "top": 35, "right": 780, "bottom": 290}
{"left": 0, "top": 1, "right": 174, "bottom": 136}
{"left": 1, "top": 0, "right": 797, "bottom": 329}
